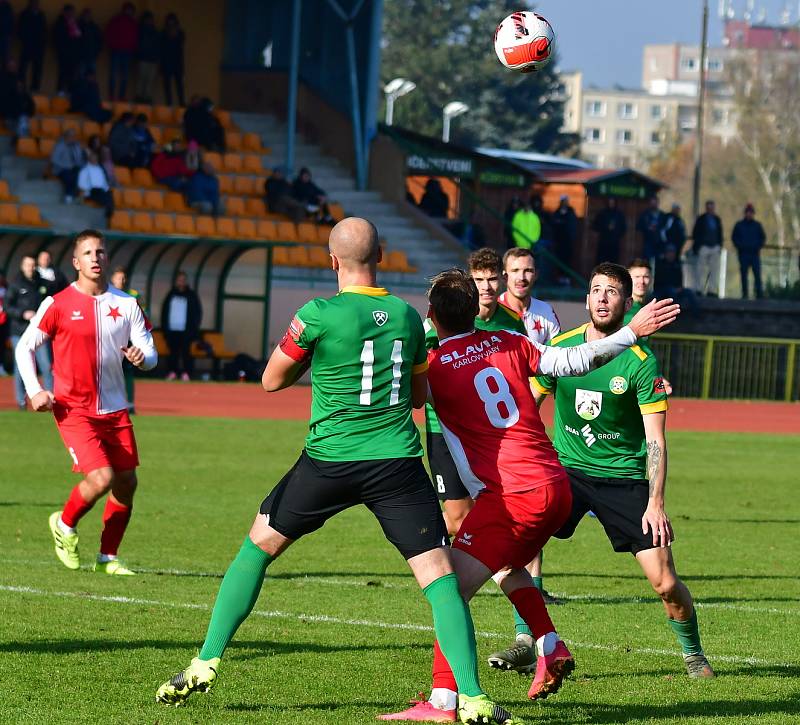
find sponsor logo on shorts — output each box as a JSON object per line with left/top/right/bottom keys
{"left": 609, "top": 376, "right": 628, "bottom": 395}
{"left": 581, "top": 424, "right": 597, "bottom": 447}
{"left": 575, "top": 389, "right": 602, "bottom": 420}
{"left": 653, "top": 376, "right": 666, "bottom": 393}
{"left": 457, "top": 532, "right": 473, "bottom": 547}
{"left": 373, "top": 310, "right": 389, "bottom": 326}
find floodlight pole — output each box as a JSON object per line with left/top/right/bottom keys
{"left": 692, "top": 0, "right": 709, "bottom": 222}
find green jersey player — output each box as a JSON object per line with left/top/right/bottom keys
{"left": 156, "top": 218, "right": 520, "bottom": 725}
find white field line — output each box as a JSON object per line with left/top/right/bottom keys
{"left": 0, "top": 583, "right": 794, "bottom": 669}
{"left": 2, "top": 556, "right": 800, "bottom": 618}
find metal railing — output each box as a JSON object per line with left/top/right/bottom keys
{"left": 650, "top": 332, "right": 800, "bottom": 401}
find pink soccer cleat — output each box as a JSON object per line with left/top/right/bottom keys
{"left": 527, "top": 640, "right": 575, "bottom": 700}
{"left": 378, "top": 694, "right": 456, "bottom": 722}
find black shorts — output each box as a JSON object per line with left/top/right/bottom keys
{"left": 553, "top": 467, "right": 658, "bottom": 555}
{"left": 260, "top": 451, "right": 449, "bottom": 559}
{"left": 426, "top": 431, "right": 469, "bottom": 501}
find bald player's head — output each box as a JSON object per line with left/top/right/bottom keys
{"left": 329, "top": 217, "right": 380, "bottom": 267}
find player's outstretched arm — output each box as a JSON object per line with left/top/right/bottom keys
{"left": 262, "top": 346, "right": 308, "bottom": 392}
{"left": 628, "top": 298, "right": 680, "bottom": 338}
{"left": 642, "top": 412, "right": 673, "bottom": 547}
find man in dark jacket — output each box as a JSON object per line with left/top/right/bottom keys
{"left": 77, "top": 8, "right": 102, "bottom": 76}
{"left": 265, "top": 166, "right": 305, "bottom": 222}
{"left": 6, "top": 254, "right": 52, "bottom": 409}
{"left": 660, "top": 203, "right": 687, "bottom": 252}
{"left": 0, "top": 0, "right": 13, "bottom": 67}
{"left": 291, "top": 167, "right": 332, "bottom": 223}
{"left": 551, "top": 195, "right": 578, "bottom": 282}
{"left": 636, "top": 196, "right": 664, "bottom": 259}
{"left": 105, "top": 2, "right": 138, "bottom": 100}
{"left": 592, "top": 197, "right": 627, "bottom": 264}
{"left": 161, "top": 271, "right": 202, "bottom": 381}
{"left": 36, "top": 250, "right": 68, "bottom": 297}
{"left": 18, "top": 0, "right": 47, "bottom": 91}
{"left": 691, "top": 200, "right": 724, "bottom": 296}
{"left": 53, "top": 4, "right": 81, "bottom": 93}
{"left": 108, "top": 112, "right": 137, "bottom": 167}
{"left": 732, "top": 203, "right": 766, "bottom": 299}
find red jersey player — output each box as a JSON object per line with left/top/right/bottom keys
{"left": 382, "top": 269, "right": 679, "bottom": 721}
{"left": 15, "top": 230, "right": 157, "bottom": 575}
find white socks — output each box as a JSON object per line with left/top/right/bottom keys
{"left": 97, "top": 554, "right": 118, "bottom": 563}
{"left": 429, "top": 688, "right": 458, "bottom": 711}
{"left": 57, "top": 516, "right": 76, "bottom": 535}
{"left": 536, "top": 631, "right": 559, "bottom": 657}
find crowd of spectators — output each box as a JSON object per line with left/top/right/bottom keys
{"left": 264, "top": 165, "right": 335, "bottom": 225}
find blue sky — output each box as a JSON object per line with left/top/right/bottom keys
{"left": 536, "top": 0, "right": 794, "bottom": 87}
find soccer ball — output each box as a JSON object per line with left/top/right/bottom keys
{"left": 493, "top": 11, "right": 555, "bottom": 73}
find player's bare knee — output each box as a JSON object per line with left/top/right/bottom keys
{"left": 85, "top": 468, "right": 114, "bottom": 496}
{"left": 651, "top": 572, "right": 679, "bottom": 600}
{"left": 112, "top": 470, "right": 138, "bottom": 503}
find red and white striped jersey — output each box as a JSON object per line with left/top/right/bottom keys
{"left": 498, "top": 292, "right": 560, "bottom": 345}
{"left": 16, "top": 283, "right": 157, "bottom": 414}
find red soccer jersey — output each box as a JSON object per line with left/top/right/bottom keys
{"left": 427, "top": 328, "right": 564, "bottom": 495}
{"left": 32, "top": 284, "right": 154, "bottom": 414}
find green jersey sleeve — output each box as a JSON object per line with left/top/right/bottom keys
{"left": 632, "top": 345, "right": 669, "bottom": 415}
{"left": 423, "top": 318, "right": 440, "bottom": 434}
{"left": 532, "top": 372, "right": 555, "bottom": 396}
{"left": 293, "top": 299, "right": 323, "bottom": 352}
{"left": 413, "top": 317, "right": 428, "bottom": 373}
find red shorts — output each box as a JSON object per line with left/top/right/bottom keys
{"left": 54, "top": 407, "right": 139, "bottom": 474}
{"left": 451, "top": 475, "right": 573, "bottom": 573}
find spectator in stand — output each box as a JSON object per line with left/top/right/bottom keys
{"left": 53, "top": 4, "right": 82, "bottom": 95}
{"left": 77, "top": 8, "right": 101, "bottom": 77}
{"left": 660, "top": 202, "right": 687, "bottom": 252}
{"left": 0, "top": 268, "right": 8, "bottom": 375}
{"left": 636, "top": 195, "right": 665, "bottom": 260}
{"left": 183, "top": 96, "right": 225, "bottom": 152}
{"left": 691, "top": 199, "right": 724, "bottom": 297}
{"left": 0, "top": 0, "right": 13, "bottom": 67}
{"left": 265, "top": 166, "right": 305, "bottom": 222}
{"left": 592, "top": 197, "right": 627, "bottom": 264}
{"left": 160, "top": 12, "right": 185, "bottom": 107}
{"left": 100, "top": 145, "right": 118, "bottom": 188}
{"left": 6, "top": 254, "right": 52, "bottom": 410}
{"left": 18, "top": 0, "right": 46, "bottom": 92}
{"left": 655, "top": 245, "right": 695, "bottom": 313}
{"left": 108, "top": 111, "right": 137, "bottom": 167}
{"left": 551, "top": 194, "right": 578, "bottom": 285}
{"left": 511, "top": 196, "right": 540, "bottom": 250}
{"left": 530, "top": 194, "right": 554, "bottom": 283}
{"left": 186, "top": 162, "right": 220, "bottom": 216}
{"left": 135, "top": 11, "right": 159, "bottom": 103}
{"left": 184, "top": 138, "right": 200, "bottom": 173}
{"left": 3, "top": 73, "right": 35, "bottom": 140}
{"left": 78, "top": 149, "right": 114, "bottom": 221}
{"left": 36, "top": 250, "right": 68, "bottom": 297}
{"left": 50, "top": 128, "right": 85, "bottom": 203}
{"left": 151, "top": 139, "right": 191, "bottom": 191}
{"left": 419, "top": 178, "right": 449, "bottom": 218}
{"left": 503, "top": 196, "right": 521, "bottom": 249}
{"left": 732, "top": 203, "right": 766, "bottom": 300}
{"left": 291, "top": 167, "right": 333, "bottom": 223}
{"left": 105, "top": 2, "right": 138, "bottom": 100}
{"left": 161, "top": 271, "right": 202, "bottom": 382}
{"left": 132, "top": 113, "right": 155, "bottom": 168}
{"left": 69, "top": 69, "right": 112, "bottom": 123}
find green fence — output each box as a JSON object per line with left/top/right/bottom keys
{"left": 650, "top": 333, "right": 799, "bottom": 401}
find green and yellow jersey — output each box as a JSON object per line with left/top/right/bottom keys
{"left": 623, "top": 299, "right": 643, "bottom": 326}
{"left": 283, "top": 286, "right": 427, "bottom": 462}
{"left": 533, "top": 323, "right": 668, "bottom": 479}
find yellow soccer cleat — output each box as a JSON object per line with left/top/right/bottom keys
{"left": 48, "top": 511, "right": 80, "bottom": 570}
{"left": 156, "top": 657, "right": 220, "bottom": 706}
{"left": 458, "top": 694, "right": 522, "bottom": 725}
{"left": 93, "top": 558, "right": 136, "bottom": 575}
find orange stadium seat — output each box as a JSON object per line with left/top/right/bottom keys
{"left": 132, "top": 104, "right": 151, "bottom": 117}
{"left": 317, "top": 225, "right": 333, "bottom": 245}
{"left": 223, "top": 153, "right": 242, "bottom": 173}
{"left": 112, "top": 101, "right": 132, "bottom": 116}
{"left": 112, "top": 188, "right": 122, "bottom": 206}
{"left": 132, "top": 212, "right": 154, "bottom": 233}
{"left": 242, "top": 132, "right": 263, "bottom": 152}
{"left": 388, "top": 250, "right": 416, "bottom": 273}
{"left": 151, "top": 329, "right": 169, "bottom": 356}
{"left": 288, "top": 246, "right": 311, "bottom": 267}
{"left": 171, "top": 107, "right": 185, "bottom": 124}
{"left": 82, "top": 120, "right": 101, "bottom": 140}
{"left": 233, "top": 175, "right": 256, "bottom": 196}
{"left": 297, "top": 222, "right": 318, "bottom": 244}
{"left": 215, "top": 217, "right": 236, "bottom": 238}
{"left": 164, "top": 191, "right": 187, "bottom": 213}
{"left": 225, "top": 131, "right": 242, "bottom": 151}
{"left": 236, "top": 219, "right": 257, "bottom": 239}
{"left": 273, "top": 246, "right": 290, "bottom": 266}
{"left": 245, "top": 197, "right": 266, "bottom": 218}
{"left": 51, "top": 96, "right": 70, "bottom": 115}
{"left": 61, "top": 118, "right": 81, "bottom": 135}
{"left": 276, "top": 221, "right": 299, "bottom": 243}
{"left": 110, "top": 211, "right": 132, "bottom": 231}
{"left": 218, "top": 175, "right": 234, "bottom": 194}
{"left": 28, "top": 117, "right": 41, "bottom": 136}
{"left": 153, "top": 105, "right": 174, "bottom": 124}
{"left": 243, "top": 154, "right": 263, "bottom": 174}
{"left": 257, "top": 220, "right": 278, "bottom": 240}
{"left": 122, "top": 189, "right": 144, "bottom": 209}
{"left": 40, "top": 118, "right": 61, "bottom": 138}
{"left": 115, "top": 166, "right": 132, "bottom": 186}
{"left": 16, "top": 138, "right": 39, "bottom": 158}
{"left": 39, "top": 138, "right": 56, "bottom": 157}
{"left": 329, "top": 203, "right": 346, "bottom": 223}
{"left": 149, "top": 126, "right": 163, "bottom": 145}
{"left": 0, "top": 203, "right": 20, "bottom": 224}
{"left": 204, "top": 152, "right": 222, "bottom": 173}
{"left": 215, "top": 110, "right": 233, "bottom": 129}
{"left": 225, "top": 196, "right": 246, "bottom": 217}
{"left": 32, "top": 94, "right": 50, "bottom": 114}
{"left": 195, "top": 216, "right": 215, "bottom": 237}
{"left": 174, "top": 214, "right": 196, "bottom": 235}
{"left": 143, "top": 190, "right": 164, "bottom": 211}
{"left": 0, "top": 180, "right": 15, "bottom": 200}
{"left": 132, "top": 168, "right": 155, "bottom": 187}
{"left": 19, "top": 205, "right": 46, "bottom": 226}
{"left": 308, "top": 246, "right": 330, "bottom": 268}
{"left": 153, "top": 213, "right": 175, "bottom": 234}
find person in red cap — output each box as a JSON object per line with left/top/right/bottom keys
{"left": 731, "top": 204, "right": 766, "bottom": 299}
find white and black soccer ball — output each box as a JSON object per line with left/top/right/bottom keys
{"left": 493, "top": 11, "right": 555, "bottom": 73}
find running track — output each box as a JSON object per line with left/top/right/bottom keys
{"left": 2, "top": 379, "right": 798, "bottom": 434}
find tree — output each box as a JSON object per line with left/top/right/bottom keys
{"left": 381, "top": 0, "right": 577, "bottom": 153}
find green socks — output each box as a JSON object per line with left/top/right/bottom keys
{"left": 424, "top": 573, "right": 483, "bottom": 697}
{"left": 668, "top": 609, "right": 704, "bottom": 656}
{"left": 199, "top": 537, "right": 272, "bottom": 660}
{"left": 512, "top": 576, "right": 542, "bottom": 638}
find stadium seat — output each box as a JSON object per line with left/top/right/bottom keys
{"left": 109, "top": 211, "right": 132, "bottom": 231}
{"left": 216, "top": 110, "right": 233, "bottom": 129}
{"left": 151, "top": 329, "right": 169, "bottom": 356}
{"left": 276, "top": 221, "right": 299, "bottom": 242}
{"left": 256, "top": 220, "right": 278, "bottom": 240}
{"left": 233, "top": 175, "right": 256, "bottom": 196}
{"left": 164, "top": 191, "right": 188, "bottom": 213}
{"left": 236, "top": 218, "right": 257, "bottom": 239}
{"left": 329, "top": 203, "right": 346, "bottom": 223}
{"left": 112, "top": 188, "right": 122, "bottom": 206}
{"left": 132, "top": 168, "right": 155, "bottom": 187}
{"left": 19, "top": 205, "right": 46, "bottom": 226}
{"left": 225, "top": 196, "right": 246, "bottom": 217}
{"left": 215, "top": 217, "right": 236, "bottom": 238}
{"left": 174, "top": 214, "right": 196, "bottom": 235}
{"left": 153, "top": 105, "right": 174, "bottom": 124}
{"left": 122, "top": 189, "right": 144, "bottom": 210}
{"left": 39, "top": 138, "right": 55, "bottom": 157}
{"left": 308, "top": 246, "right": 330, "bottom": 268}
{"left": 288, "top": 246, "right": 311, "bottom": 267}
{"left": 149, "top": 126, "right": 163, "bottom": 145}
{"left": 317, "top": 225, "right": 333, "bottom": 245}
{"left": 0, "top": 180, "right": 15, "bottom": 201}
{"left": 243, "top": 154, "right": 263, "bottom": 174}
{"left": 245, "top": 197, "right": 266, "bottom": 218}
{"left": 82, "top": 120, "right": 101, "bottom": 140}
{"left": 132, "top": 212, "right": 154, "bottom": 233}
{"left": 153, "top": 213, "right": 175, "bottom": 234}
{"left": 28, "top": 117, "right": 41, "bottom": 136}
{"left": 225, "top": 131, "right": 243, "bottom": 151}
{"left": 297, "top": 222, "right": 319, "bottom": 244}
{"left": 32, "top": 94, "right": 50, "bottom": 114}
{"left": 273, "top": 246, "right": 290, "bottom": 266}
{"left": 112, "top": 101, "right": 132, "bottom": 116}
{"left": 388, "top": 250, "right": 416, "bottom": 273}
{"left": 204, "top": 152, "right": 222, "bottom": 173}
{"left": 0, "top": 203, "right": 20, "bottom": 225}
{"left": 143, "top": 190, "right": 164, "bottom": 210}
{"left": 40, "top": 118, "right": 61, "bottom": 138}
{"left": 242, "top": 132, "right": 263, "bottom": 152}
{"left": 51, "top": 96, "right": 70, "bottom": 115}
{"left": 223, "top": 153, "right": 243, "bottom": 173}
{"left": 61, "top": 118, "right": 81, "bottom": 135}
{"left": 115, "top": 166, "right": 132, "bottom": 186}
{"left": 132, "top": 103, "right": 151, "bottom": 117}
{"left": 16, "top": 138, "right": 39, "bottom": 158}
{"left": 195, "top": 216, "right": 215, "bottom": 237}
{"left": 218, "top": 175, "right": 234, "bottom": 194}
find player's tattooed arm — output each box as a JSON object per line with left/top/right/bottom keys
{"left": 642, "top": 412, "right": 673, "bottom": 546}
{"left": 646, "top": 440, "right": 663, "bottom": 498}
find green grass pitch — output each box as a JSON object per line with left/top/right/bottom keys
{"left": 1, "top": 412, "right": 798, "bottom": 724}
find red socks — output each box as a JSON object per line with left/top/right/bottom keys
{"left": 508, "top": 586, "right": 555, "bottom": 640}
{"left": 432, "top": 639, "right": 458, "bottom": 692}
{"left": 61, "top": 485, "right": 93, "bottom": 528}
{"left": 99, "top": 497, "right": 132, "bottom": 556}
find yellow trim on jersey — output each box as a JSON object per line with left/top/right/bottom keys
{"left": 551, "top": 323, "right": 589, "bottom": 345}
{"left": 340, "top": 286, "right": 390, "bottom": 296}
{"left": 640, "top": 400, "right": 669, "bottom": 414}
{"left": 412, "top": 361, "right": 428, "bottom": 375}
{"left": 630, "top": 344, "right": 648, "bottom": 361}
{"left": 496, "top": 301, "right": 521, "bottom": 320}
{"left": 530, "top": 377, "right": 552, "bottom": 395}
